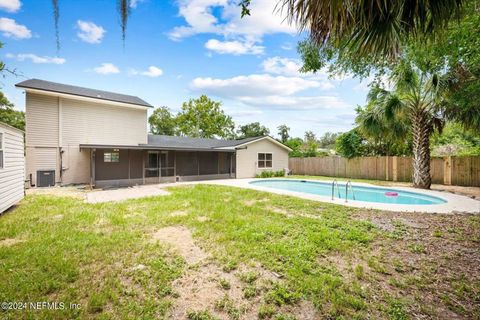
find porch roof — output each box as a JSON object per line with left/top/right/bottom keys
{"left": 78, "top": 143, "right": 236, "bottom": 153}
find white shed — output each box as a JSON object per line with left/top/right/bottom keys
{"left": 0, "top": 122, "right": 25, "bottom": 214}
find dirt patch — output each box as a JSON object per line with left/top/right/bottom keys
{"left": 170, "top": 210, "right": 189, "bottom": 217}
{"left": 27, "top": 186, "right": 87, "bottom": 199}
{"left": 351, "top": 209, "right": 480, "bottom": 319}
{"left": 152, "top": 226, "right": 207, "bottom": 265}
{"left": 266, "top": 205, "right": 322, "bottom": 220}
{"left": 197, "top": 216, "right": 210, "bottom": 222}
{"left": 243, "top": 198, "right": 270, "bottom": 206}
{"left": 0, "top": 238, "right": 24, "bottom": 247}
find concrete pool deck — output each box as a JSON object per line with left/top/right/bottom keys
{"left": 200, "top": 178, "right": 480, "bottom": 214}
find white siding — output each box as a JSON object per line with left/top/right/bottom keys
{"left": 236, "top": 139, "right": 289, "bottom": 178}
{"left": 61, "top": 97, "right": 147, "bottom": 145}
{"left": 0, "top": 123, "right": 24, "bottom": 213}
{"left": 61, "top": 146, "right": 90, "bottom": 184}
{"left": 25, "top": 93, "right": 58, "bottom": 147}
{"left": 24, "top": 91, "right": 148, "bottom": 186}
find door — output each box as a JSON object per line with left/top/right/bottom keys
{"left": 146, "top": 152, "right": 159, "bottom": 178}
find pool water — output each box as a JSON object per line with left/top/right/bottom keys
{"left": 249, "top": 179, "right": 447, "bottom": 205}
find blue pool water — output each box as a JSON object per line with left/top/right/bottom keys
{"left": 249, "top": 179, "right": 447, "bottom": 205}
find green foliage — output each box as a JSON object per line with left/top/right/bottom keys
{"left": 176, "top": 95, "right": 235, "bottom": 139}
{"left": 294, "top": 0, "right": 464, "bottom": 75}
{"left": 236, "top": 122, "right": 269, "bottom": 139}
{"left": 187, "top": 310, "right": 219, "bottom": 320}
{"left": 218, "top": 278, "right": 231, "bottom": 290}
{"left": 336, "top": 129, "right": 365, "bottom": 158}
{"left": 318, "top": 132, "right": 340, "bottom": 149}
{"left": 431, "top": 123, "right": 480, "bottom": 156}
{"left": 264, "top": 283, "right": 300, "bottom": 306}
{"left": 0, "top": 90, "right": 25, "bottom": 131}
{"left": 258, "top": 304, "right": 276, "bottom": 319}
{"left": 0, "top": 108, "right": 25, "bottom": 131}
{"left": 277, "top": 124, "right": 290, "bottom": 143}
{"left": 284, "top": 138, "right": 304, "bottom": 157}
{"left": 148, "top": 106, "right": 177, "bottom": 135}
{"left": 255, "top": 170, "right": 285, "bottom": 178}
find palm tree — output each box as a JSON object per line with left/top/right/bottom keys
{"left": 280, "top": 0, "right": 464, "bottom": 59}
{"left": 364, "top": 61, "right": 446, "bottom": 188}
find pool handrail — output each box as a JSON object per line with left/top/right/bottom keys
{"left": 345, "top": 180, "right": 356, "bottom": 202}
{"left": 331, "top": 179, "right": 341, "bottom": 200}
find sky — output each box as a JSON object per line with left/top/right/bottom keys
{"left": 0, "top": 0, "right": 371, "bottom": 138}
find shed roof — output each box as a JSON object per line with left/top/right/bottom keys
{"left": 16, "top": 79, "right": 153, "bottom": 108}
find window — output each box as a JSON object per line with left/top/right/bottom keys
{"left": 258, "top": 153, "right": 272, "bottom": 168}
{"left": 104, "top": 149, "right": 120, "bottom": 163}
{"left": 0, "top": 132, "right": 3, "bottom": 169}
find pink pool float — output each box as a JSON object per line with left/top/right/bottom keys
{"left": 385, "top": 191, "right": 398, "bottom": 197}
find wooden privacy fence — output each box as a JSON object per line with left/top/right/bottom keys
{"left": 289, "top": 156, "right": 480, "bottom": 187}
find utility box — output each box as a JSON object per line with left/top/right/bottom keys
{"left": 36, "top": 170, "right": 55, "bottom": 187}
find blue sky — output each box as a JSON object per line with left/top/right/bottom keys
{"left": 0, "top": 0, "right": 370, "bottom": 138}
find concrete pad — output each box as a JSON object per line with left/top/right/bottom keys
{"left": 86, "top": 185, "right": 169, "bottom": 203}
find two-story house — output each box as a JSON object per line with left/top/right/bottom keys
{"left": 16, "top": 79, "right": 291, "bottom": 187}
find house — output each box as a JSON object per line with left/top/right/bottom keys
{"left": 0, "top": 122, "right": 24, "bottom": 213}
{"left": 16, "top": 79, "right": 291, "bottom": 187}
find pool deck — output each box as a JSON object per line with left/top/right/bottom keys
{"left": 199, "top": 178, "right": 480, "bottom": 214}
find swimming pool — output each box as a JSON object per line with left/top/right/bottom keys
{"left": 249, "top": 179, "right": 447, "bottom": 205}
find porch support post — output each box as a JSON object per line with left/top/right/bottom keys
{"left": 174, "top": 151, "right": 177, "bottom": 181}
{"left": 142, "top": 150, "right": 145, "bottom": 185}
{"left": 90, "top": 148, "right": 96, "bottom": 188}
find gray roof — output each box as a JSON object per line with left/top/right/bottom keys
{"left": 143, "top": 135, "right": 263, "bottom": 150}
{"left": 16, "top": 79, "right": 153, "bottom": 107}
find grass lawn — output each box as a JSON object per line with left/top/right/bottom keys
{"left": 0, "top": 184, "right": 479, "bottom": 319}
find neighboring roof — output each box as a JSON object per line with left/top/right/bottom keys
{"left": 15, "top": 79, "right": 153, "bottom": 108}
{"left": 0, "top": 121, "right": 24, "bottom": 134}
{"left": 142, "top": 135, "right": 292, "bottom": 151}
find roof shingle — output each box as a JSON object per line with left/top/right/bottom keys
{"left": 143, "top": 135, "right": 262, "bottom": 150}
{"left": 16, "top": 79, "right": 153, "bottom": 107}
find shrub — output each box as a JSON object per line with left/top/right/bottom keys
{"left": 255, "top": 170, "right": 285, "bottom": 178}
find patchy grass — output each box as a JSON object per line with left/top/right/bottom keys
{"left": 0, "top": 184, "right": 479, "bottom": 319}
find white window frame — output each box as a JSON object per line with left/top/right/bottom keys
{"left": 257, "top": 152, "right": 273, "bottom": 169}
{"left": 103, "top": 149, "right": 120, "bottom": 163}
{"left": 0, "top": 130, "right": 4, "bottom": 170}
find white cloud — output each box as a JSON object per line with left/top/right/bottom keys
{"left": 76, "top": 20, "right": 105, "bottom": 44}
{"left": 0, "top": 0, "right": 21, "bottom": 12}
{"left": 130, "top": 65, "right": 163, "bottom": 77}
{"left": 129, "top": 0, "right": 145, "bottom": 8}
{"left": 6, "top": 53, "right": 65, "bottom": 64}
{"left": 168, "top": 0, "right": 296, "bottom": 55}
{"left": 205, "top": 38, "right": 264, "bottom": 55}
{"left": 237, "top": 95, "right": 349, "bottom": 110}
{"left": 0, "top": 18, "right": 30, "bottom": 39}
{"left": 191, "top": 74, "right": 324, "bottom": 97}
{"left": 169, "top": 0, "right": 295, "bottom": 40}
{"left": 262, "top": 57, "right": 303, "bottom": 76}
{"left": 93, "top": 63, "right": 119, "bottom": 75}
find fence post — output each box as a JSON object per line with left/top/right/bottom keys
{"left": 444, "top": 156, "right": 452, "bottom": 185}
{"left": 385, "top": 157, "right": 389, "bottom": 181}
{"left": 392, "top": 156, "right": 398, "bottom": 182}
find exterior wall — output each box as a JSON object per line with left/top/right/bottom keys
{"left": 61, "top": 97, "right": 147, "bottom": 145}
{"left": 235, "top": 139, "right": 289, "bottom": 178}
{"left": 0, "top": 123, "right": 25, "bottom": 213}
{"left": 24, "top": 92, "right": 148, "bottom": 186}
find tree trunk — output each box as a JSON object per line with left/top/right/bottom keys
{"left": 411, "top": 111, "right": 432, "bottom": 189}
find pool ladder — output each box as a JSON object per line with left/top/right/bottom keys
{"left": 331, "top": 179, "right": 341, "bottom": 200}
{"left": 331, "top": 179, "right": 356, "bottom": 202}
{"left": 345, "top": 180, "right": 356, "bottom": 202}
